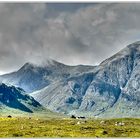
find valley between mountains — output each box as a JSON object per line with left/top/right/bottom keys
{"left": 0, "top": 41, "right": 140, "bottom": 118}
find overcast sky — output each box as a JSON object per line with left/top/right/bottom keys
{"left": 0, "top": 3, "right": 140, "bottom": 74}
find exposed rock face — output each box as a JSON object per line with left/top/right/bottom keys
{"left": 1, "top": 41, "right": 140, "bottom": 117}
{"left": 31, "top": 41, "right": 140, "bottom": 117}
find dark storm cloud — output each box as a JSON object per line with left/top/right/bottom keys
{"left": 47, "top": 3, "right": 93, "bottom": 12}
{"left": 0, "top": 3, "right": 140, "bottom": 74}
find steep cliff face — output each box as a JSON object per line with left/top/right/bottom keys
{"left": 78, "top": 42, "right": 140, "bottom": 117}
{"left": 31, "top": 41, "right": 140, "bottom": 117}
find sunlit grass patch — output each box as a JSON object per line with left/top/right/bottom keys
{"left": 0, "top": 117, "right": 140, "bottom": 138}
{"left": 0, "top": 117, "right": 17, "bottom": 121}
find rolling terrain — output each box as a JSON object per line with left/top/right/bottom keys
{"left": 0, "top": 117, "right": 139, "bottom": 138}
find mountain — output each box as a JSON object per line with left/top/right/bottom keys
{"left": 31, "top": 41, "right": 140, "bottom": 118}
{"left": 0, "top": 83, "right": 43, "bottom": 113}
{"left": 0, "top": 59, "right": 94, "bottom": 93}
{"left": 1, "top": 41, "right": 140, "bottom": 118}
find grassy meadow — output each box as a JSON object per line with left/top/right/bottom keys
{"left": 0, "top": 116, "right": 140, "bottom": 138}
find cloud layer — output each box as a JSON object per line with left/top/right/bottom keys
{"left": 0, "top": 3, "right": 140, "bottom": 73}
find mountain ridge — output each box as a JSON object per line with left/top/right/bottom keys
{"left": 0, "top": 59, "right": 95, "bottom": 92}
{"left": 30, "top": 41, "right": 140, "bottom": 117}
{"left": 0, "top": 41, "right": 140, "bottom": 118}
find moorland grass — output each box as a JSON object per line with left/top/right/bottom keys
{"left": 0, "top": 117, "right": 140, "bottom": 138}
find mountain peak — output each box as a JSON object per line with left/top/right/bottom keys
{"left": 129, "top": 40, "right": 140, "bottom": 45}
{"left": 0, "top": 41, "right": 140, "bottom": 117}
{"left": 22, "top": 58, "right": 65, "bottom": 69}
{"left": 39, "top": 58, "right": 56, "bottom": 66}
{"left": 127, "top": 41, "right": 140, "bottom": 51}
{"left": 100, "top": 41, "right": 140, "bottom": 66}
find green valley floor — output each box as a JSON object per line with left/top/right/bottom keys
{"left": 0, "top": 117, "right": 140, "bottom": 138}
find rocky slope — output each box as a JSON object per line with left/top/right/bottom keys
{"left": 0, "top": 59, "right": 94, "bottom": 93}
{"left": 1, "top": 41, "right": 140, "bottom": 118}
{"left": 31, "top": 41, "right": 140, "bottom": 117}
{"left": 0, "top": 83, "right": 43, "bottom": 113}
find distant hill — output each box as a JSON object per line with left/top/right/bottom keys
{"left": 0, "top": 83, "right": 43, "bottom": 113}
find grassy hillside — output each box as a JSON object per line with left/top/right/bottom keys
{"left": 0, "top": 117, "right": 140, "bottom": 138}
